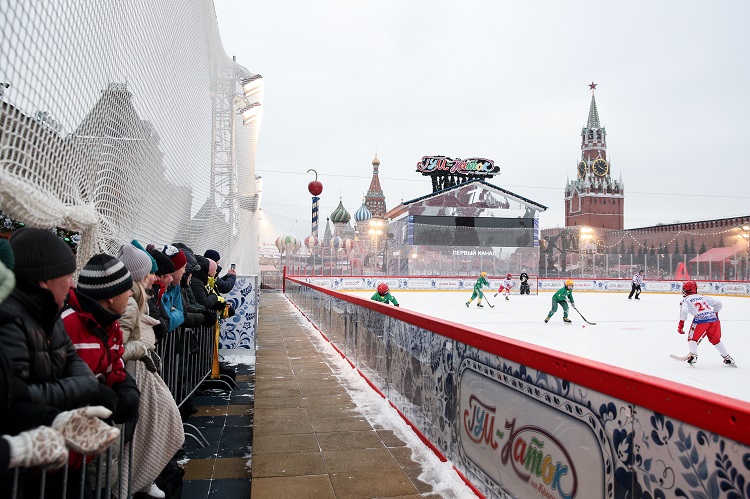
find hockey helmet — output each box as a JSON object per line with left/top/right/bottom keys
{"left": 565, "top": 279, "right": 574, "bottom": 287}
{"left": 506, "top": 273, "right": 512, "bottom": 279}
{"left": 377, "top": 282, "right": 389, "bottom": 295}
{"left": 481, "top": 271, "right": 487, "bottom": 277}
{"left": 682, "top": 280, "right": 697, "bottom": 296}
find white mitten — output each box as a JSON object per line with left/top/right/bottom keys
{"left": 52, "top": 406, "right": 121, "bottom": 455}
{"left": 3, "top": 427, "right": 68, "bottom": 469}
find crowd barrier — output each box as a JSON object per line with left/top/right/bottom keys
{"left": 7, "top": 322, "right": 231, "bottom": 499}
{"left": 285, "top": 276, "right": 750, "bottom": 499}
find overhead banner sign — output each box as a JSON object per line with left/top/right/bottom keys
{"left": 416, "top": 156, "right": 500, "bottom": 177}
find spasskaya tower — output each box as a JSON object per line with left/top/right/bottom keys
{"left": 564, "top": 83, "right": 624, "bottom": 229}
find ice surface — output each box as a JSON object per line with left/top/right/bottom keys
{"left": 349, "top": 290, "right": 749, "bottom": 403}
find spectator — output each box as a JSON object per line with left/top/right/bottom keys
{"left": 190, "top": 255, "right": 223, "bottom": 313}
{"left": 204, "top": 249, "right": 236, "bottom": 293}
{"left": 160, "top": 246, "right": 187, "bottom": 333}
{"left": 62, "top": 254, "right": 140, "bottom": 428}
{"left": 174, "top": 245, "right": 213, "bottom": 328}
{"left": 0, "top": 228, "right": 99, "bottom": 411}
{"left": 147, "top": 248, "right": 175, "bottom": 339}
{"left": 117, "top": 244, "right": 183, "bottom": 499}
{"left": 206, "top": 258, "right": 234, "bottom": 318}
{"left": 0, "top": 240, "right": 118, "bottom": 496}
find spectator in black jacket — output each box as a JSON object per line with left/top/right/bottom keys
{"left": 176, "top": 246, "right": 213, "bottom": 328}
{"left": 191, "top": 255, "right": 223, "bottom": 313}
{"left": 0, "top": 228, "right": 99, "bottom": 411}
{"left": 204, "top": 249, "right": 236, "bottom": 293}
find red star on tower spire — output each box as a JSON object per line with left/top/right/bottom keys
{"left": 589, "top": 82, "right": 597, "bottom": 91}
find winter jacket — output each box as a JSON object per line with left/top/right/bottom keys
{"left": 161, "top": 284, "right": 184, "bottom": 332}
{"left": 119, "top": 282, "right": 151, "bottom": 362}
{"left": 214, "top": 267, "right": 236, "bottom": 294}
{"left": 0, "top": 278, "right": 99, "bottom": 411}
{"left": 180, "top": 282, "right": 206, "bottom": 328}
{"left": 62, "top": 289, "right": 126, "bottom": 388}
{"left": 191, "top": 257, "right": 220, "bottom": 311}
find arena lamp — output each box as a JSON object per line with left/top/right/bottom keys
{"left": 241, "top": 74, "right": 263, "bottom": 97}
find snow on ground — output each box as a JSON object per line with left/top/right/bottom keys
{"left": 348, "top": 290, "right": 750, "bottom": 403}
{"left": 286, "top": 299, "right": 477, "bottom": 499}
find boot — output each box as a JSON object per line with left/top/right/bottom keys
{"left": 145, "top": 483, "right": 166, "bottom": 499}
{"left": 563, "top": 317, "right": 572, "bottom": 324}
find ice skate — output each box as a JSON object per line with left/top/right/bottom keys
{"left": 686, "top": 353, "right": 698, "bottom": 366}
{"left": 563, "top": 317, "right": 572, "bottom": 324}
{"left": 723, "top": 355, "right": 736, "bottom": 367}
{"left": 505, "top": 296, "right": 509, "bottom": 301}
{"left": 465, "top": 302, "right": 470, "bottom": 308}
{"left": 477, "top": 303, "right": 483, "bottom": 308}
{"left": 544, "top": 317, "right": 550, "bottom": 323}
{"left": 493, "top": 293, "right": 498, "bottom": 297}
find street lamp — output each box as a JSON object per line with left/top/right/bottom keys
{"left": 739, "top": 225, "right": 750, "bottom": 281}
{"left": 368, "top": 219, "right": 384, "bottom": 273}
{"left": 579, "top": 227, "right": 593, "bottom": 278}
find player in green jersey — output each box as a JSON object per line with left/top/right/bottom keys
{"left": 466, "top": 272, "right": 489, "bottom": 308}
{"left": 372, "top": 283, "right": 399, "bottom": 306}
{"left": 545, "top": 279, "right": 575, "bottom": 324}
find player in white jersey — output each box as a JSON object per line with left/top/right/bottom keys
{"left": 494, "top": 273, "right": 513, "bottom": 301}
{"left": 628, "top": 270, "right": 644, "bottom": 300}
{"left": 677, "top": 280, "right": 735, "bottom": 366}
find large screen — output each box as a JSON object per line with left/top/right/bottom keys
{"left": 412, "top": 216, "right": 536, "bottom": 247}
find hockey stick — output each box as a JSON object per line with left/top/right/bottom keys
{"left": 670, "top": 354, "right": 689, "bottom": 361}
{"left": 571, "top": 306, "right": 596, "bottom": 325}
{"left": 483, "top": 295, "right": 495, "bottom": 308}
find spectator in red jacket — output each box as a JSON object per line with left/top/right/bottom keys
{"left": 62, "top": 254, "right": 140, "bottom": 428}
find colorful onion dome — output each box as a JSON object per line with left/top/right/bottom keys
{"left": 354, "top": 201, "right": 372, "bottom": 222}
{"left": 330, "top": 198, "right": 351, "bottom": 224}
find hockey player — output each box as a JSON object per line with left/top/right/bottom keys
{"left": 494, "top": 273, "right": 513, "bottom": 301}
{"left": 519, "top": 271, "right": 530, "bottom": 295}
{"left": 466, "top": 271, "right": 489, "bottom": 308}
{"left": 371, "top": 283, "right": 399, "bottom": 306}
{"left": 628, "top": 270, "right": 644, "bottom": 300}
{"left": 545, "top": 279, "right": 575, "bottom": 324}
{"left": 677, "top": 280, "right": 735, "bottom": 366}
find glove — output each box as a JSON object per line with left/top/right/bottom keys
{"left": 149, "top": 350, "right": 162, "bottom": 372}
{"left": 571, "top": 302, "right": 576, "bottom": 309}
{"left": 202, "top": 310, "right": 216, "bottom": 326}
{"left": 96, "top": 383, "right": 118, "bottom": 416}
{"left": 3, "top": 427, "right": 68, "bottom": 470}
{"left": 140, "top": 354, "right": 157, "bottom": 373}
{"left": 112, "top": 385, "right": 140, "bottom": 424}
{"left": 52, "top": 406, "right": 120, "bottom": 455}
{"left": 678, "top": 320, "right": 685, "bottom": 334}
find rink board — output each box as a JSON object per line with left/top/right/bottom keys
{"left": 286, "top": 276, "right": 750, "bottom": 499}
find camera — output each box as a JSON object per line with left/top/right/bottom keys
{"left": 230, "top": 263, "right": 236, "bottom": 269}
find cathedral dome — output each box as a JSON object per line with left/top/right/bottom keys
{"left": 372, "top": 154, "right": 380, "bottom": 166}
{"left": 354, "top": 202, "right": 372, "bottom": 222}
{"left": 330, "top": 199, "right": 351, "bottom": 224}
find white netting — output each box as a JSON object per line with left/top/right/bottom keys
{"left": 0, "top": 0, "right": 262, "bottom": 273}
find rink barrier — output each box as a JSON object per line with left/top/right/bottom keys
{"left": 291, "top": 274, "right": 750, "bottom": 296}
{"left": 285, "top": 276, "right": 750, "bottom": 499}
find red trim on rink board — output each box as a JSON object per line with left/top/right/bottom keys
{"left": 285, "top": 277, "right": 750, "bottom": 447}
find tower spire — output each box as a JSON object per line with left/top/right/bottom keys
{"left": 587, "top": 82, "right": 600, "bottom": 128}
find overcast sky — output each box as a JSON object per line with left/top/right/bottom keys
{"left": 215, "top": 0, "right": 750, "bottom": 240}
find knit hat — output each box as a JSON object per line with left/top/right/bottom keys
{"left": 77, "top": 254, "right": 133, "bottom": 300}
{"left": 174, "top": 243, "right": 201, "bottom": 274}
{"left": 148, "top": 249, "right": 175, "bottom": 276}
{"left": 132, "top": 239, "right": 157, "bottom": 274}
{"left": 163, "top": 245, "right": 187, "bottom": 271}
{"left": 10, "top": 227, "right": 77, "bottom": 281}
{"left": 117, "top": 243, "right": 152, "bottom": 282}
{"left": 0, "top": 239, "right": 14, "bottom": 270}
{"left": 204, "top": 249, "right": 220, "bottom": 262}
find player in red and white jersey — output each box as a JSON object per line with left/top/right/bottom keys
{"left": 494, "top": 273, "right": 514, "bottom": 301}
{"left": 677, "top": 280, "right": 736, "bottom": 367}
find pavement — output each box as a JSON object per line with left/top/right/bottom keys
{"left": 250, "top": 292, "right": 447, "bottom": 499}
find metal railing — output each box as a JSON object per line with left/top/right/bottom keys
{"left": 6, "top": 322, "right": 228, "bottom": 498}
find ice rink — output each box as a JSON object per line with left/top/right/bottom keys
{"left": 348, "top": 290, "right": 749, "bottom": 403}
